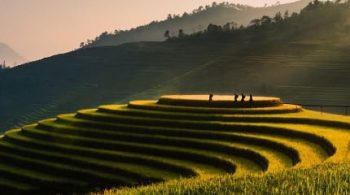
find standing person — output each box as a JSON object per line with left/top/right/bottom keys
{"left": 241, "top": 94, "right": 246, "bottom": 102}
{"left": 209, "top": 94, "right": 214, "bottom": 102}
{"left": 234, "top": 94, "right": 239, "bottom": 102}
{"left": 249, "top": 94, "right": 253, "bottom": 103}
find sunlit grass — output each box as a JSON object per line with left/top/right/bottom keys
{"left": 93, "top": 97, "right": 350, "bottom": 194}
{"left": 103, "top": 163, "right": 350, "bottom": 195}
{"left": 1, "top": 95, "right": 350, "bottom": 193}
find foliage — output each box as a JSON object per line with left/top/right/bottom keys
{"left": 80, "top": 1, "right": 310, "bottom": 47}
{"left": 172, "top": 0, "right": 350, "bottom": 41}
{"left": 2, "top": 0, "right": 350, "bottom": 137}
{"left": 82, "top": 0, "right": 350, "bottom": 44}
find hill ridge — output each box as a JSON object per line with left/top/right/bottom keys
{"left": 82, "top": 0, "right": 311, "bottom": 48}
{"left": 1, "top": 1, "right": 350, "bottom": 137}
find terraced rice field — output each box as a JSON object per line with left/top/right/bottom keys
{"left": 1, "top": 95, "right": 350, "bottom": 194}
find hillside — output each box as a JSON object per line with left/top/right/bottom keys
{"left": 84, "top": 0, "right": 311, "bottom": 48}
{"left": 1, "top": 1, "right": 350, "bottom": 133}
{"left": 0, "top": 94, "right": 349, "bottom": 193}
{"left": 0, "top": 43, "right": 26, "bottom": 67}
{"left": 105, "top": 163, "right": 350, "bottom": 194}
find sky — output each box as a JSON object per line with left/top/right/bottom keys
{"left": 0, "top": 0, "right": 298, "bottom": 62}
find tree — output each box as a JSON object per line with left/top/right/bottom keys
{"left": 178, "top": 29, "right": 185, "bottom": 38}
{"left": 284, "top": 11, "right": 289, "bottom": 19}
{"left": 164, "top": 30, "right": 170, "bottom": 39}
{"left": 223, "top": 22, "right": 237, "bottom": 31}
{"left": 250, "top": 19, "right": 261, "bottom": 27}
{"left": 274, "top": 12, "right": 283, "bottom": 23}
{"left": 167, "top": 14, "right": 172, "bottom": 20}
{"left": 99, "top": 31, "right": 109, "bottom": 40}
{"left": 206, "top": 24, "right": 222, "bottom": 33}
{"left": 223, "top": 22, "right": 231, "bottom": 31}
{"left": 313, "top": 0, "right": 320, "bottom": 6}
{"left": 304, "top": 0, "right": 322, "bottom": 11}
{"left": 80, "top": 42, "right": 85, "bottom": 48}
{"left": 198, "top": 6, "right": 203, "bottom": 12}
{"left": 291, "top": 12, "right": 298, "bottom": 18}
{"left": 261, "top": 16, "right": 272, "bottom": 25}
{"left": 172, "top": 14, "right": 180, "bottom": 19}
{"left": 114, "top": 29, "right": 121, "bottom": 35}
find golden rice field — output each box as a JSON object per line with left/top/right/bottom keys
{"left": 1, "top": 95, "right": 350, "bottom": 194}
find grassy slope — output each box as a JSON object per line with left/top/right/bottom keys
{"left": 93, "top": 103, "right": 350, "bottom": 194}
{"left": 0, "top": 42, "right": 218, "bottom": 131}
{"left": 1, "top": 3, "right": 350, "bottom": 133}
{"left": 0, "top": 93, "right": 350, "bottom": 193}
{"left": 103, "top": 163, "right": 350, "bottom": 195}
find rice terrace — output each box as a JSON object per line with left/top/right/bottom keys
{"left": 0, "top": 94, "right": 349, "bottom": 194}
{"left": 2, "top": 0, "right": 350, "bottom": 194}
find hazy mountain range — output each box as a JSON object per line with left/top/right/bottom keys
{"left": 84, "top": 0, "right": 311, "bottom": 47}
{"left": 0, "top": 42, "right": 26, "bottom": 67}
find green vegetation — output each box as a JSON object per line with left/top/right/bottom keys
{"left": 1, "top": 1, "right": 350, "bottom": 132}
{"left": 1, "top": 1, "right": 350, "bottom": 194}
{"left": 0, "top": 94, "right": 349, "bottom": 193}
{"left": 178, "top": 0, "right": 350, "bottom": 41}
{"left": 104, "top": 163, "right": 350, "bottom": 195}
{"left": 82, "top": 0, "right": 309, "bottom": 48}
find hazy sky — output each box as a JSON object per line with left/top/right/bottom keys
{"left": 0, "top": 0, "right": 297, "bottom": 61}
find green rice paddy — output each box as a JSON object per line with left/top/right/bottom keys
{"left": 1, "top": 95, "right": 350, "bottom": 194}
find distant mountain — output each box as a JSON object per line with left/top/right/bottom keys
{"left": 1, "top": 1, "right": 349, "bottom": 133}
{"left": 84, "top": 0, "right": 311, "bottom": 48}
{"left": 0, "top": 43, "right": 26, "bottom": 67}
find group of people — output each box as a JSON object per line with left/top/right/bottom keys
{"left": 209, "top": 94, "right": 253, "bottom": 102}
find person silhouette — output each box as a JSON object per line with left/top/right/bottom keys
{"left": 241, "top": 94, "right": 246, "bottom": 102}
{"left": 234, "top": 94, "right": 239, "bottom": 102}
{"left": 209, "top": 94, "right": 214, "bottom": 102}
{"left": 249, "top": 94, "right": 253, "bottom": 102}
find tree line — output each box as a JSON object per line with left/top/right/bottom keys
{"left": 163, "top": 0, "right": 349, "bottom": 40}
{"left": 79, "top": 1, "right": 251, "bottom": 48}
{"left": 79, "top": 0, "right": 349, "bottom": 48}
